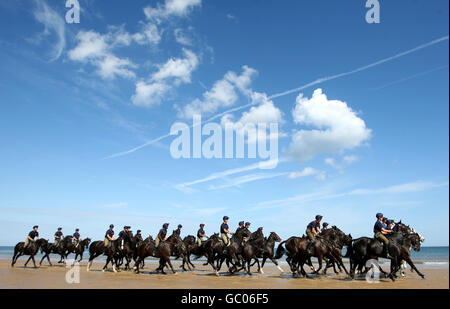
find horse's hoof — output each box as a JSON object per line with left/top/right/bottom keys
{"left": 260, "top": 269, "right": 264, "bottom": 274}
{"left": 102, "top": 269, "right": 105, "bottom": 272}
{"left": 215, "top": 271, "right": 219, "bottom": 277}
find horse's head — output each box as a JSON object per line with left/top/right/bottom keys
{"left": 409, "top": 234, "right": 422, "bottom": 251}
{"left": 183, "top": 235, "right": 196, "bottom": 245}
{"left": 269, "top": 232, "right": 282, "bottom": 242}
{"left": 36, "top": 238, "right": 48, "bottom": 250}
{"left": 394, "top": 221, "right": 409, "bottom": 233}
{"left": 84, "top": 238, "right": 91, "bottom": 248}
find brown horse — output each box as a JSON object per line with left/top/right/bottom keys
{"left": 133, "top": 236, "right": 157, "bottom": 274}
{"left": 154, "top": 230, "right": 183, "bottom": 274}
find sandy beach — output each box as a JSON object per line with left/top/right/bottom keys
{"left": 0, "top": 259, "right": 448, "bottom": 289}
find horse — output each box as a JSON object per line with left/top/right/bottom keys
{"left": 11, "top": 238, "right": 48, "bottom": 268}
{"left": 39, "top": 236, "right": 73, "bottom": 266}
{"left": 73, "top": 238, "right": 91, "bottom": 262}
{"left": 133, "top": 236, "right": 157, "bottom": 274}
{"left": 348, "top": 221, "right": 423, "bottom": 281}
{"left": 64, "top": 237, "right": 91, "bottom": 263}
{"left": 349, "top": 222, "right": 425, "bottom": 280}
{"left": 154, "top": 230, "right": 183, "bottom": 274}
{"left": 250, "top": 232, "right": 284, "bottom": 274}
{"left": 314, "top": 227, "right": 352, "bottom": 276}
{"left": 241, "top": 227, "right": 266, "bottom": 275}
{"left": 179, "top": 235, "right": 197, "bottom": 270}
{"left": 275, "top": 236, "right": 316, "bottom": 277}
{"left": 217, "top": 228, "right": 251, "bottom": 273}
{"left": 195, "top": 233, "right": 222, "bottom": 276}
{"left": 115, "top": 230, "right": 134, "bottom": 270}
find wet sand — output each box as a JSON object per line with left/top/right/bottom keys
{"left": 0, "top": 259, "right": 447, "bottom": 289}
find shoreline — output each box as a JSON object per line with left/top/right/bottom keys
{"left": 1, "top": 259, "right": 448, "bottom": 289}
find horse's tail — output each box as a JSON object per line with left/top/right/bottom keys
{"left": 344, "top": 239, "right": 353, "bottom": 258}
{"left": 274, "top": 241, "right": 286, "bottom": 259}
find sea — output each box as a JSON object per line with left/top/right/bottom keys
{"left": 1, "top": 246, "right": 448, "bottom": 268}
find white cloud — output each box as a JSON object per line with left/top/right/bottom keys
{"left": 144, "top": 0, "right": 202, "bottom": 21}
{"left": 288, "top": 167, "right": 324, "bottom": 180}
{"left": 68, "top": 30, "right": 137, "bottom": 79}
{"left": 97, "top": 54, "right": 136, "bottom": 80}
{"left": 131, "top": 49, "right": 199, "bottom": 107}
{"left": 174, "top": 28, "right": 193, "bottom": 46}
{"left": 33, "top": 0, "right": 66, "bottom": 61}
{"left": 152, "top": 48, "right": 199, "bottom": 83}
{"left": 133, "top": 22, "right": 161, "bottom": 45}
{"left": 288, "top": 89, "right": 372, "bottom": 162}
{"left": 178, "top": 65, "right": 258, "bottom": 118}
{"left": 131, "top": 81, "right": 170, "bottom": 107}
{"left": 325, "top": 155, "right": 359, "bottom": 171}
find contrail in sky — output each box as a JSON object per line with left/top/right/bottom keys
{"left": 103, "top": 35, "right": 449, "bottom": 160}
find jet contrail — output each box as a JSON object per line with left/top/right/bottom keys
{"left": 103, "top": 35, "right": 449, "bottom": 160}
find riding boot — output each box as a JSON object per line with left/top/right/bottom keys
{"left": 306, "top": 241, "right": 314, "bottom": 255}
{"left": 383, "top": 243, "right": 394, "bottom": 259}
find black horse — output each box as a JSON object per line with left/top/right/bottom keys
{"left": 39, "top": 236, "right": 73, "bottom": 266}
{"left": 12, "top": 238, "right": 48, "bottom": 268}
{"left": 250, "top": 231, "right": 284, "bottom": 274}
{"left": 62, "top": 237, "right": 91, "bottom": 263}
{"left": 348, "top": 221, "right": 424, "bottom": 281}
{"left": 133, "top": 236, "right": 157, "bottom": 274}
{"left": 241, "top": 227, "right": 265, "bottom": 275}
{"left": 217, "top": 228, "right": 251, "bottom": 273}
{"left": 275, "top": 236, "right": 316, "bottom": 277}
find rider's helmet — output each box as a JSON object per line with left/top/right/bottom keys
{"left": 376, "top": 213, "right": 383, "bottom": 219}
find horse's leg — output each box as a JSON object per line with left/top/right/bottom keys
{"left": 166, "top": 257, "right": 176, "bottom": 275}
{"left": 315, "top": 255, "right": 323, "bottom": 274}
{"left": 403, "top": 255, "right": 425, "bottom": 279}
{"left": 255, "top": 258, "right": 263, "bottom": 274}
{"left": 24, "top": 255, "right": 32, "bottom": 268}
{"left": 270, "top": 257, "right": 284, "bottom": 273}
{"left": 11, "top": 250, "right": 18, "bottom": 267}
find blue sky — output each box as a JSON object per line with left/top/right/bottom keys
{"left": 0, "top": 0, "right": 448, "bottom": 246}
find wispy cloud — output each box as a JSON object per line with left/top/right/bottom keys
{"left": 208, "top": 172, "right": 287, "bottom": 190}
{"left": 33, "top": 0, "right": 66, "bottom": 61}
{"left": 175, "top": 159, "right": 282, "bottom": 192}
{"left": 253, "top": 180, "right": 449, "bottom": 210}
{"left": 371, "top": 65, "right": 449, "bottom": 90}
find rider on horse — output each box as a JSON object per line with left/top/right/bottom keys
{"left": 197, "top": 223, "right": 208, "bottom": 246}
{"left": 235, "top": 221, "right": 245, "bottom": 234}
{"left": 220, "top": 216, "right": 233, "bottom": 246}
{"left": 321, "top": 222, "right": 329, "bottom": 231}
{"left": 135, "top": 229, "right": 143, "bottom": 242}
{"left": 73, "top": 228, "right": 81, "bottom": 247}
{"left": 244, "top": 222, "right": 251, "bottom": 233}
{"left": 25, "top": 225, "right": 39, "bottom": 251}
{"left": 104, "top": 224, "right": 115, "bottom": 247}
{"left": 176, "top": 224, "right": 183, "bottom": 236}
{"left": 306, "top": 215, "right": 322, "bottom": 242}
{"left": 374, "top": 213, "right": 394, "bottom": 259}
{"left": 54, "top": 227, "right": 63, "bottom": 247}
{"left": 155, "top": 223, "right": 169, "bottom": 247}
{"left": 118, "top": 226, "right": 129, "bottom": 238}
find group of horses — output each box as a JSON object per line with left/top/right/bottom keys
{"left": 10, "top": 221, "right": 425, "bottom": 282}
